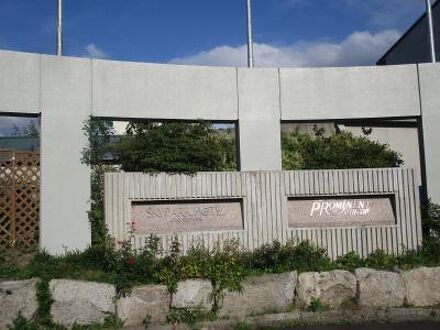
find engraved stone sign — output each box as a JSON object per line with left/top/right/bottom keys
{"left": 132, "top": 200, "right": 243, "bottom": 234}
{"left": 287, "top": 195, "right": 396, "bottom": 228}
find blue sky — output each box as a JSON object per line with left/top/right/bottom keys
{"left": 0, "top": 0, "right": 428, "bottom": 65}
{"left": 0, "top": 0, "right": 430, "bottom": 135}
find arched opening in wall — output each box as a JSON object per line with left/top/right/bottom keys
{"left": 0, "top": 115, "right": 40, "bottom": 251}
{"left": 280, "top": 118, "right": 424, "bottom": 198}
{"left": 83, "top": 117, "right": 238, "bottom": 245}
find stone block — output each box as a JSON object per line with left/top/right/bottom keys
{"left": 0, "top": 278, "right": 39, "bottom": 329}
{"left": 116, "top": 284, "right": 169, "bottom": 326}
{"left": 403, "top": 266, "right": 440, "bottom": 307}
{"left": 219, "top": 272, "right": 297, "bottom": 319}
{"left": 50, "top": 279, "right": 116, "bottom": 328}
{"left": 356, "top": 268, "right": 406, "bottom": 308}
{"left": 172, "top": 279, "right": 213, "bottom": 310}
{"left": 296, "top": 270, "right": 356, "bottom": 309}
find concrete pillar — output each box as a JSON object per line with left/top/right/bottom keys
{"left": 40, "top": 55, "right": 92, "bottom": 253}
{"left": 418, "top": 63, "right": 440, "bottom": 203}
{"left": 237, "top": 68, "right": 282, "bottom": 171}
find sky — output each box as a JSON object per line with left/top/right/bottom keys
{"left": 0, "top": 0, "right": 431, "bottom": 135}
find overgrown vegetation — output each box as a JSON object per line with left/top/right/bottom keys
{"left": 115, "top": 121, "right": 236, "bottom": 173}
{"left": 308, "top": 298, "right": 328, "bottom": 312}
{"left": 281, "top": 128, "right": 403, "bottom": 170}
{"left": 81, "top": 119, "right": 117, "bottom": 245}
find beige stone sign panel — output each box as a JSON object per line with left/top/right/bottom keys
{"left": 132, "top": 200, "right": 243, "bottom": 234}
{"left": 287, "top": 195, "right": 396, "bottom": 228}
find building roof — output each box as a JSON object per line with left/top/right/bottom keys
{"left": 377, "top": 0, "right": 439, "bottom": 65}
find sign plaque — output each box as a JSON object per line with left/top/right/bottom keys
{"left": 287, "top": 195, "right": 396, "bottom": 228}
{"left": 132, "top": 200, "right": 243, "bottom": 234}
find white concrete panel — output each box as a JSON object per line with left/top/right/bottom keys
{"left": 92, "top": 60, "right": 238, "bottom": 121}
{"left": 418, "top": 63, "right": 440, "bottom": 203}
{"left": 280, "top": 65, "right": 421, "bottom": 120}
{"left": 40, "top": 55, "right": 92, "bottom": 253}
{"left": 0, "top": 50, "right": 40, "bottom": 114}
{"left": 340, "top": 126, "right": 422, "bottom": 188}
{"left": 237, "top": 68, "right": 282, "bottom": 171}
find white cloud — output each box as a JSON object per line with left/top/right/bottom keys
{"left": 170, "top": 29, "right": 401, "bottom": 68}
{"left": 84, "top": 43, "right": 108, "bottom": 59}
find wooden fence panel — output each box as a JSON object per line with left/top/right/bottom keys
{"left": 0, "top": 149, "right": 40, "bottom": 249}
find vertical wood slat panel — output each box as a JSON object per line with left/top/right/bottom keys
{"left": 105, "top": 168, "right": 421, "bottom": 258}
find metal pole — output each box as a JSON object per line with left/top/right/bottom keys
{"left": 56, "top": 0, "right": 63, "bottom": 56}
{"left": 246, "top": 0, "right": 254, "bottom": 68}
{"left": 425, "top": 0, "right": 436, "bottom": 62}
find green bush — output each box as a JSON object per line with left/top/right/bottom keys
{"left": 282, "top": 130, "right": 403, "bottom": 170}
{"left": 244, "top": 240, "right": 332, "bottom": 274}
{"left": 334, "top": 251, "right": 364, "bottom": 272}
{"left": 113, "top": 121, "right": 236, "bottom": 173}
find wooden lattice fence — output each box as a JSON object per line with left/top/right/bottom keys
{"left": 0, "top": 149, "right": 40, "bottom": 249}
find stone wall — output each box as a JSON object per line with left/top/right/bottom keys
{"left": 1, "top": 266, "right": 439, "bottom": 329}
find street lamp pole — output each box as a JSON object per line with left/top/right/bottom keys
{"left": 56, "top": 0, "right": 63, "bottom": 56}
{"left": 425, "top": 0, "right": 437, "bottom": 62}
{"left": 246, "top": 0, "right": 254, "bottom": 68}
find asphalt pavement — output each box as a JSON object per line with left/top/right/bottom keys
{"left": 283, "top": 322, "right": 439, "bottom": 330}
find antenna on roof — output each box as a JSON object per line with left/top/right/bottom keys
{"left": 246, "top": 0, "right": 254, "bottom": 68}
{"left": 56, "top": 0, "right": 63, "bottom": 56}
{"left": 425, "top": 0, "right": 437, "bottom": 62}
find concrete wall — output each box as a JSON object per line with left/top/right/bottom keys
{"left": 0, "top": 49, "right": 439, "bottom": 253}
{"left": 279, "top": 65, "right": 421, "bottom": 120}
{"left": 339, "top": 125, "right": 422, "bottom": 187}
{"left": 39, "top": 55, "right": 92, "bottom": 252}
{"left": 418, "top": 63, "right": 440, "bottom": 202}
{"left": 105, "top": 169, "right": 422, "bottom": 259}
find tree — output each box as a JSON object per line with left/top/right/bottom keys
{"left": 281, "top": 130, "right": 403, "bottom": 170}
{"left": 113, "top": 122, "right": 237, "bottom": 173}
{"left": 11, "top": 120, "right": 40, "bottom": 137}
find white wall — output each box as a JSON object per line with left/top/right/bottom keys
{"left": 0, "top": 49, "right": 438, "bottom": 253}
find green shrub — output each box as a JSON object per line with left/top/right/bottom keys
{"left": 308, "top": 298, "right": 327, "bottom": 312}
{"left": 282, "top": 130, "right": 403, "bottom": 170}
{"left": 334, "top": 251, "right": 364, "bottom": 272}
{"left": 156, "top": 239, "right": 182, "bottom": 297}
{"left": 364, "top": 250, "right": 396, "bottom": 270}
{"left": 114, "top": 121, "right": 236, "bottom": 173}
{"left": 422, "top": 200, "right": 440, "bottom": 237}
{"left": 245, "top": 240, "right": 332, "bottom": 274}
{"left": 206, "top": 240, "right": 245, "bottom": 311}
